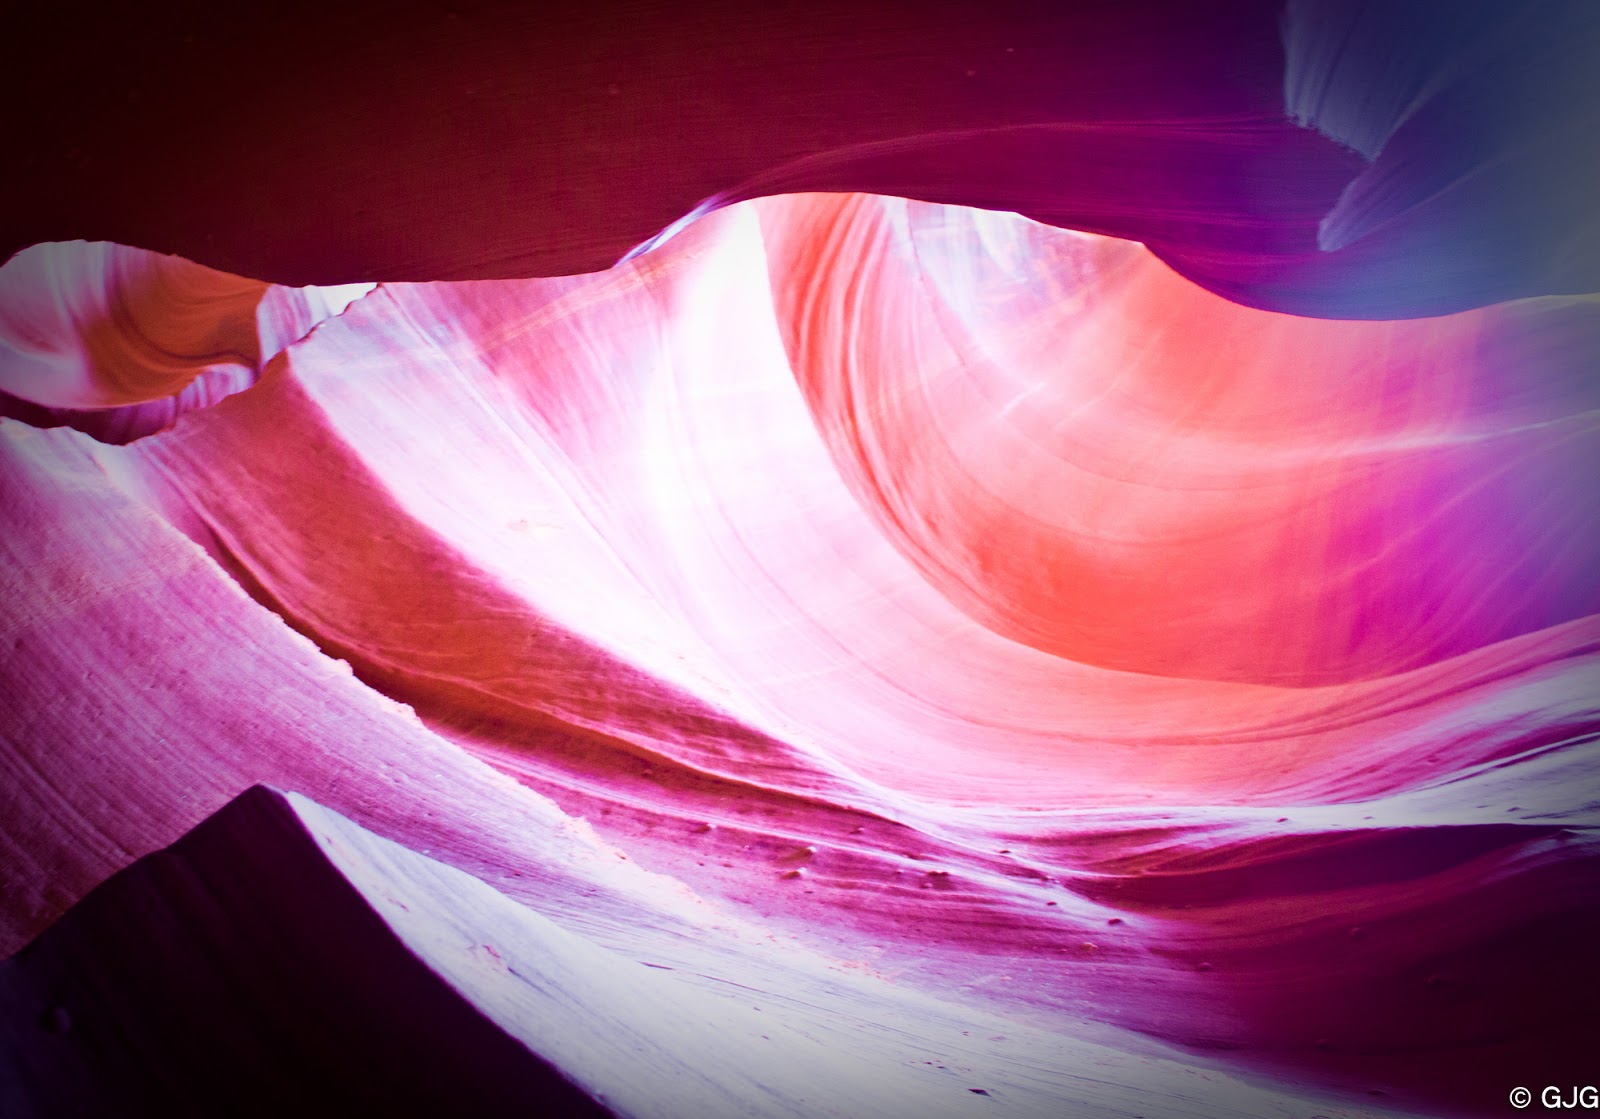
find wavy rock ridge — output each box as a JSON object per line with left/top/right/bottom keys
{"left": 4, "top": 3, "right": 1600, "bottom": 1115}
{"left": 3, "top": 193, "right": 1597, "bottom": 1116}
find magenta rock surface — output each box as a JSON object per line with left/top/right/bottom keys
{"left": 3, "top": 786, "right": 1414, "bottom": 1118}
{"left": 4, "top": 4, "right": 1599, "bottom": 1117}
